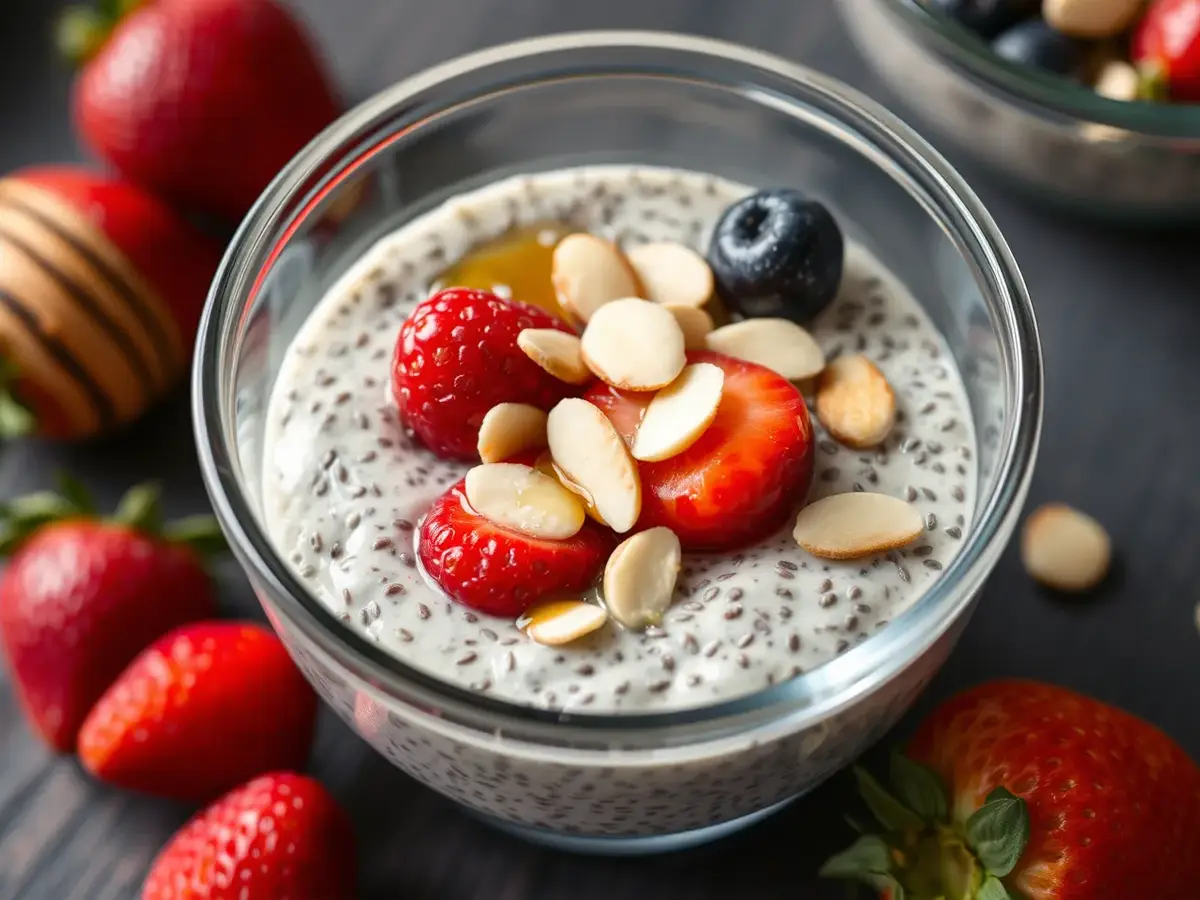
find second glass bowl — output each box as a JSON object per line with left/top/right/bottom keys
{"left": 193, "top": 32, "right": 1041, "bottom": 854}
{"left": 840, "top": 0, "right": 1200, "bottom": 223}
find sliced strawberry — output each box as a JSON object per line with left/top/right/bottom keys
{"left": 585, "top": 350, "right": 814, "bottom": 551}
{"left": 78, "top": 621, "right": 317, "bottom": 802}
{"left": 417, "top": 477, "right": 614, "bottom": 617}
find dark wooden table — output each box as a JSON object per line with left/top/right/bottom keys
{"left": 2, "top": 1, "right": 1199, "bottom": 897}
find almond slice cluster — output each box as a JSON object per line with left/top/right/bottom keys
{"left": 792, "top": 492, "right": 923, "bottom": 560}
{"left": 551, "top": 233, "right": 717, "bottom": 325}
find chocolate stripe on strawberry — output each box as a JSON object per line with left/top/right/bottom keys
{"left": 0, "top": 289, "right": 115, "bottom": 429}
{"left": 0, "top": 196, "right": 177, "bottom": 381}
{"left": 0, "top": 221, "right": 158, "bottom": 403}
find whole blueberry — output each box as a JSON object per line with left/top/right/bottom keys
{"left": 707, "top": 189, "right": 844, "bottom": 324}
{"left": 924, "top": 0, "right": 1041, "bottom": 39}
{"left": 992, "top": 19, "right": 1085, "bottom": 77}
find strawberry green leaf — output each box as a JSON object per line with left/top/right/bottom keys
{"left": 978, "top": 875, "right": 1014, "bottom": 900}
{"left": 0, "top": 357, "right": 35, "bottom": 440}
{"left": 855, "top": 766, "right": 926, "bottom": 832}
{"left": 162, "top": 515, "right": 228, "bottom": 559}
{"left": 889, "top": 751, "right": 948, "bottom": 822}
{"left": 965, "top": 787, "right": 1030, "bottom": 878}
{"left": 819, "top": 835, "right": 892, "bottom": 880}
{"left": 55, "top": 473, "right": 96, "bottom": 515}
{"left": 112, "top": 482, "right": 164, "bottom": 535}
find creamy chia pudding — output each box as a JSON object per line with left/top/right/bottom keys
{"left": 261, "top": 164, "right": 977, "bottom": 717}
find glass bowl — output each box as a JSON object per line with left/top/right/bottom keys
{"left": 839, "top": 0, "right": 1200, "bottom": 223}
{"left": 193, "top": 31, "right": 1041, "bottom": 855}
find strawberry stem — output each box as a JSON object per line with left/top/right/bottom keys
{"left": 0, "top": 477, "right": 227, "bottom": 558}
{"left": 0, "top": 356, "right": 35, "bottom": 440}
{"left": 56, "top": 0, "right": 150, "bottom": 66}
{"left": 822, "top": 756, "right": 1031, "bottom": 900}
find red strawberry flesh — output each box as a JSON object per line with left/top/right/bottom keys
{"left": 418, "top": 477, "right": 614, "bottom": 617}
{"left": 585, "top": 350, "right": 814, "bottom": 551}
{"left": 393, "top": 288, "right": 582, "bottom": 460}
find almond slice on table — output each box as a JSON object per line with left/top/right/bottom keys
{"left": 792, "top": 492, "right": 923, "bottom": 560}
{"left": 518, "top": 600, "right": 609, "bottom": 646}
{"left": 632, "top": 363, "right": 724, "bottom": 462}
{"left": 580, "top": 297, "right": 686, "bottom": 391}
{"left": 1021, "top": 503, "right": 1111, "bottom": 593}
{"left": 517, "top": 328, "right": 591, "bottom": 385}
{"left": 551, "top": 233, "right": 642, "bottom": 325}
{"left": 464, "top": 463, "right": 585, "bottom": 540}
{"left": 664, "top": 303, "right": 714, "bottom": 350}
{"left": 547, "top": 398, "right": 642, "bottom": 533}
{"left": 815, "top": 354, "right": 896, "bottom": 449}
{"left": 602, "top": 527, "right": 682, "bottom": 629}
{"left": 477, "top": 403, "right": 548, "bottom": 463}
{"left": 625, "top": 242, "right": 714, "bottom": 308}
{"left": 704, "top": 318, "right": 825, "bottom": 381}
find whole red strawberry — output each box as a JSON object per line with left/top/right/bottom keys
{"left": 142, "top": 771, "right": 356, "bottom": 900}
{"left": 822, "top": 680, "right": 1200, "bottom": 900}
{"left": 0, "top": 478, "right": 223, "bottom": 752}
{"left": 0, "top": 164, "right": 221, "bottom": 440}
{"left": 418, "top": 474, "right": 614, "bottom": 616}
{"left": 66, "top": 0, "right": 341, "bottom": 222}
{"left": 393, "top": 288, "right": 582, "bottom": 460}
{"left": 78, "top": 620, "right": 317, "bottom": 802}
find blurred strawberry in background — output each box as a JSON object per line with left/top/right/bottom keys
{"left": 61, "top": 0, "right": 343, "bottom": 223}
{"left": 0, "top": 164, "right": 221, "bottom": 440}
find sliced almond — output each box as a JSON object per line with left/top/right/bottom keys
{"left": 664, "top": 303, "right": 714, "bottom": 350}
{"left": 626, "top": 242, "right": 714, "bottom": 308}
{"left": 1021, "top": 503, "right": 1111, "bottom": 593}
{"left": 705, "top": 318, "right": 825, "bottom": 381}
{"left": 547, "top": 398, "right": 641, "bottom": 533}
{"left": 815, "top": 354, "right": 896, "bottom": 449}
{"left": 519, "top": 600, "right": 609, "bottom": 646}
{"left": 534, "top": 450, "right": 609, "bottom": 526}
{"left": 517, "top": 329, "right": 591, "bottom": 385}
{"left": 602, "top": 527, "right": 682, "bottom": 629}
{"left": 632, "top": 363, "right": 724, "bottom": 462}
{"left": 464, "top": 463, "right": 585, "bottom": 540}
{"left": 477, "top": 403, "right": 548, "bottom": 463}
{"left": 793, "top": 492, "right": 923, "bottom": 560}
{"left": 551, "top": 233, "right": 642, "bottom": 325}
{"left": 580, "top": 297, "right": 686, "bottom": 391}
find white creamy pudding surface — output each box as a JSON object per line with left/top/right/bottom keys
{"left": 261, "top": 165, "right": 978, "bottom": 714}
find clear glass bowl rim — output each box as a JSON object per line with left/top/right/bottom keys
{"left": 193, "top": 30, "right": 1042, "bottom": 748}
{"left": 876, "top": 0, "right": 1200, "bottom": 137}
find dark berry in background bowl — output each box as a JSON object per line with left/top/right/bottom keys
{"left": 924, "top": 0, "right": 1042, "bottom": 39}
{"left": 992, "top": 18, "right": 1086, "bottom": 76}
{"left": 707, "top": 188, "right": 844, "bottom": 324}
